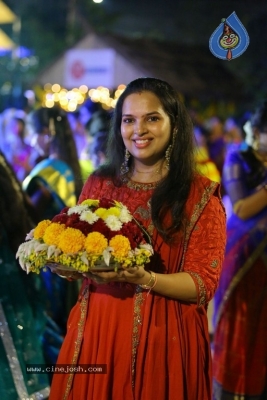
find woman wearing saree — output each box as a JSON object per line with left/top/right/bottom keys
{"left": 213, "top": 101, "right": 267, "bottom": 399}
{"left": 22, "top": 106, "right": 83, "bottom": 369}
{"left": 49, "top": 77, "right": 226, "bottom": 400}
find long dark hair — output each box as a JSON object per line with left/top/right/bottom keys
{"left": 0, "top": 151, "right": 35, "bottom": 253}
{"left": 29, "top": 106, "right": 83, "bottom": 198}
{"left": 96, "top": 77, "right": 196, "bottom": 242}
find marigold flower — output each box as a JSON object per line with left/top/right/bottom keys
{"left": 84, "top": 232, "right": 108, "bottom": 255}
{"left": 43, "top": 223, "right": 66, "bottom": 246}
{"left": 58, "top": 227, "right": 86, "bottom": 253}
{"left": 109, "top": 235, "right": 131, "bottom": 258}
{"left": 33, "top": 220, "right": 51, "bottom": 240}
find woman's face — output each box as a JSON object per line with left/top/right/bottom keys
{"left": 120, "top": 91, "right": 172, "bottom": 165}
{"left": 30, "top": 127, "right": 52, "bottom": 157}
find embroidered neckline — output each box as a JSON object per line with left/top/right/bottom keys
{"left": 126, "top": 178, "right": 159, "bottom": 191}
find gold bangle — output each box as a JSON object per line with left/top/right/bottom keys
{"left": 140, "top": 271, "right": 156, "bottom": 290}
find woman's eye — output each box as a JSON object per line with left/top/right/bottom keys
{"left": 122, "top": 118, "right": 133, "bottom": 124}
{"left": 148, "top": 116, "right": 159, "bottom": 122}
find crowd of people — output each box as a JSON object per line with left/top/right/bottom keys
{"left": 0, "top": 77, "right": 266, "bottom": 399}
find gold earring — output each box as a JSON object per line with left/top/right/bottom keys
{"left": 120, "top": 149, "right": 130, "bottom": 175}
{"left": 165, "top": 129, "right": 177, "bottom": 170}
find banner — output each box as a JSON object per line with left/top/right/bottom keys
{"left": 64, "top": 49, "right": 115, "bottom": 88}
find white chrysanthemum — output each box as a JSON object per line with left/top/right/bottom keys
{"left": 35, "top": 243, "right": 49, "bottom": 253}
{"left": 103, "top": 247, "right": 113, "bottom": 265}
{"left": 25, "top": 229, "right": 34, "bottom": 241}
{"left": 47, "top": 244, "right": 61, "bottom": 259}
{"left": 67, "top": 205, "right": 88, "bottom": 215}
{"left": 25, "top": 262, "right": 31, "bottom": 274}
{"left": 81, "top": 252, "right": 89, "bottom": 266}
{"left": 80, "top": 210, "right": 99, "bottom": 224}
{"left": 119, "top": 206, "right": 132, "bottom": 223}
{"left": 105, "top": 215, "right": 123, "bottom": 231}
{"left": 139, "top": 243, "right": 154, "bottom": 254}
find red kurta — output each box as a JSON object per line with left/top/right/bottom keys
{"left": 49, "top": 174, "right": 226, "bottom": 400}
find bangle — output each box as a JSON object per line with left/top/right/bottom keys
{"left": 140, "top": 271, "right": 157, "bottom": 290}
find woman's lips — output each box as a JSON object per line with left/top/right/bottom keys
{"left": 133, "top": 139, "right": 152, "bottom": 148}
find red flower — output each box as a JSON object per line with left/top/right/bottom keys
{"left": 99, "top": 198, "right": 114, "bottom": 208}
{"left": 91, "top": 219, "right": 111, "bottom": 239}
{"left": 52, "top": 214, "right": 68, "bottom": 224}
{"left": 60, "top": 207, "right": 69, "bottom": 214}
{"left": 70, "top": 221, "right": 92, "bottom": 236}
{"left": 65, "top": 214, "right": 80, "bottom": 226}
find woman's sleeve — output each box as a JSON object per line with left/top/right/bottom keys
{"left": 222, "top": 150, "right": 248, "bottom": 205}
{"left": 183, "top": 195, "right": 226, "bottom": 306}
{"left": 78, "top": 175, "right": 95, "bottom": 204}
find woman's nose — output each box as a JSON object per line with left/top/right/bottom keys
{"left": 134, "top": 121, "right": 147, "bottom": 135}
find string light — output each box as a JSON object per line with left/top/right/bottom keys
{"left": 41, "top": 83, "right": 126, "bottom": 112}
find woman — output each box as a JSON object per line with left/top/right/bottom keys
{"left": 22, "top": 106, "right": 83, "bottom": 367}
{"left": 0, "top": 150, "right": 50, "bottom": 399}
{"left": 213, "top": 101, "right": 267, "bottom": 398}
{"left": 49, "top": 77, "right": 226, "bottom": 400}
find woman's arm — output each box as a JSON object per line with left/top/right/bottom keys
{"left": 88, "top": 194, "right": 226, "bottom": 306}
{"left": 223, "top": 149, "right": 267, "bottom": 220}
{"left": 233, "top": 186, "right": 267, "bottom": 220}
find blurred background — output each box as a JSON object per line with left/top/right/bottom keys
{"left": 0, "top": 0, "right": 266, "bottom": 119}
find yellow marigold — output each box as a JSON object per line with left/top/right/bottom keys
{"left": 84, "top": 232, "right": 108, "bottom": 255}
{"left": 81, "top": 199, "right": 99, "bottom": 207}
{"left": 33, "top": 220, "right": 51, "bottom": 240}
{"left": 58, "top": 227, "right": 86, "bottom": 253}
{"left": 43, "top": 222, "right": 66, "bottom": 246}
{"left": 109, "top": 235, "right": 131, "bottom": 258}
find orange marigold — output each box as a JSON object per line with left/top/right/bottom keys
{"left": 58, "top": 227, "right": 86, "bottom": 253}
{"left": 43, "top": 222, "right": 66, "bottom": 246}
{"left": 33, "top": 220, "right": 51, "bottom": 240}
{"left": 109, "top": 235, "right": 131, "bottom": 258}
{"left": 84, "top": 232, "right": 108, "bottom": 255}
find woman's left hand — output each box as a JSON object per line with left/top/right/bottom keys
{"left": 83, "top": 265, "right": 148, "bottom": 285}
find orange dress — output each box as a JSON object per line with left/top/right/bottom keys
{"left": 49, "top": 174, "right": 226, "bottom": 400}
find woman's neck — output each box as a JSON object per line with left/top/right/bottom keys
{"left": 130, "top": 160, "right": 168, "bottom": 183}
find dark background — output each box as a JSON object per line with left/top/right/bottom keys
{"left": 1, "top": 0, "right": 266, "bottom": 114}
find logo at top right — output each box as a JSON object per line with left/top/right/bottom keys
{"left": 209, "top": 11, "right": 250, "bottom": 61}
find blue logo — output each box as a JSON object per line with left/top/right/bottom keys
{"left": 209, "top": 11, "right": 249, "bottom": 61}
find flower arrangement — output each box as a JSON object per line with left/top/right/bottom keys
{"left": 16, "top": 198, "right": 154, "bottom": 274}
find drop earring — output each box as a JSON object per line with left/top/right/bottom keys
{"left": 165, "top": 129, "right": 177, "bottom": 170}
{"left": 120, "top": 148, "right": 130, "bottom": 175}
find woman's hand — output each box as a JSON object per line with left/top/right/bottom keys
{"left": 83, "top": 265, "right": 150, "bottom": 285}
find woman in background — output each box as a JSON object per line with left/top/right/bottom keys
{"left": 0, "top": 150, "right": 50, "bottom": 399}
{"left": 23, "top": 106, "right": 83, "bottom": 369}
{"left": 213, "top": 101, "right": 267, "bottom": 399}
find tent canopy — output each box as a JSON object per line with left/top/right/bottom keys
{"left": 0, "top": 1, "right": 17, "bottom": 24}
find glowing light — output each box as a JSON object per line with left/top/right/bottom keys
{"left": 79, "top": 85, "right": 88, "bottom": 93}
{"left": 45, "top": 99, "right": 55, "bottom": 108}
{"left": 93, "top": 0, "right": 103, "bottom": 3}
{"left": 44, "top": 83, "right": 52, "bottom": 91}
{"left": 51, "top": 83, "right": 61, "bottom": 93}
{"left": 40, "top": 82, "right": 127, "bottom": 111}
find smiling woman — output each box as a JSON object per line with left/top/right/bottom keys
{"left": 49, "top": 77, "right": 226, "bottom": 400}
